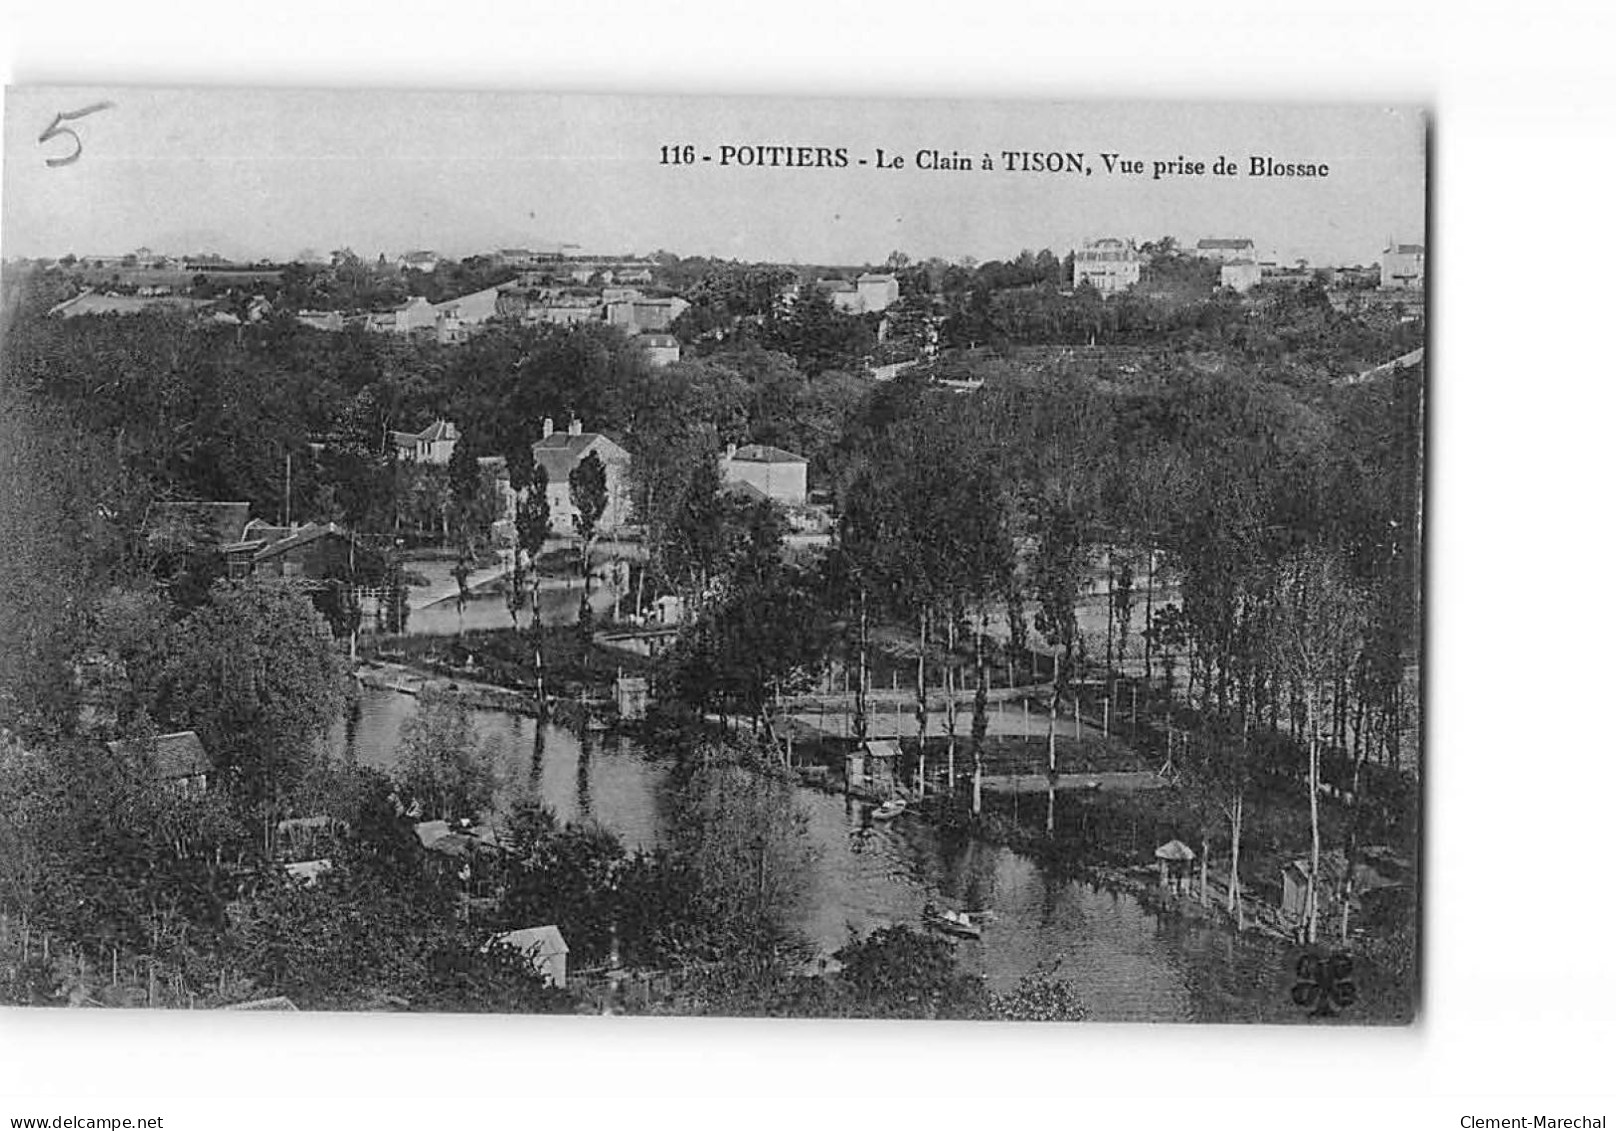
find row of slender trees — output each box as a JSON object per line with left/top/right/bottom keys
{"left": 814, "top": 351, "right": 1420, "bottom": 942}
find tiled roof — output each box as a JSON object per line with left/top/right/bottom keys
{"left": 532, "top": 433, "right": 629, "bottom": 484}
{"left": 108, "top": 731, "right": 211, "bottom": 780}
{"left": 254, "top": 522, "right": 345, "bottom": 561}
{"left": 722, "top": 477, "right": 772, "bottom": 503}
{"left": 730, "top": 444, "right": 807, "bottom": 465}
{"left": 491, "top": 925, "right": 569, "bottom": 957}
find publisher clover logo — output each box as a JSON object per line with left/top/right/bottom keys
{"left": 1291, "top": 951, "right": 1357, "bottom": 1017}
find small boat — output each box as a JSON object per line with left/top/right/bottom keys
{"left": 870, "top": 799, "right": 908, "bottom": 821}
{"left": 922, "top": 903, "right": 984, "bottom": 939}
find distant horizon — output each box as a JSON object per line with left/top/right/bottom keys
{"left": 3, "top": 88, "right": 1425, "bottom": 270}
{"left": 7, "top": 240, "right": 1401, "bottom": 271}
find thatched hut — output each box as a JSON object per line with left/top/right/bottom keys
{"left": 1154, "top": 839, "right": 1196, "bottom": 894}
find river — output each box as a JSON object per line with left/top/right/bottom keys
{"left": 329, "top": 681, "right": 1299, "bottom": 1023}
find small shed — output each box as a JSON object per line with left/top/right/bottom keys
{"left": 651, "top": 595, "right": 687, "bottom": 626}
{"left": 614, "top": 674, "right": 649, "bottom": 721}
{"left": 283, "top": 859, "right": 333, "bottom": 886}
{"left": 487, "top": 925, "right": 570, "bottom": 989}
{"left": 845, "top": 739, "right": 901, "bottom": 796}
{"left": 1281, "top": 850, "right": 1407, "bottom": 923}
{"left": 107, "top": 731, "right": 212, "bottom": 796}
{"left": 1154, "top": 839, "right": 1197, "bottom": 894}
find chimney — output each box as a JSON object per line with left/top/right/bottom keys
{"left": 568, "top": 418, "right": 583, "bottom": 437}
{"left": 725, "top": 442, "right": 737, "bottom": 461}
{"left": 542, "top": 417, "right": 554, "bottom": 439}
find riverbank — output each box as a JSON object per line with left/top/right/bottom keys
{"left": 358, "top": 647, "right": 1326, "bottom": 947}
{"left": 349, "top": 638, "right": 1414, "bottom": 1021}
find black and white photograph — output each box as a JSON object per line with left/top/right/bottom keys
{"left": 0, "top": 88, "right": 1427, "bottom": 1029}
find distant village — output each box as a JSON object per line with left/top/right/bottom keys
{"left": 38, "top": 234, "right": 1423, "bottom": 349}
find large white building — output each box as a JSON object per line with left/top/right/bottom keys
{"left": 1380, "top": 241, "right": 1425, "bottom": 290}
{"left": 1072, "top": 238, "right": 1142, "bottom": 294}
{"left": 1194, "top": 237, "right": 1257, "bottom": 262}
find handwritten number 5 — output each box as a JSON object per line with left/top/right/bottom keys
{"left": 38, "top": 101, "right": 115, "bottom": 168}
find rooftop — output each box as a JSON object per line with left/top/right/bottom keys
{"left": 490, "top": 925, "right": 569, "bottom": 958}
{"left": 729, "top": 443, "right": 807, "bottom": 465}
{"left": 107, "top": 731, "right": 211, "bottom": 781}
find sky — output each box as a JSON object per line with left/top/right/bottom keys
{"left": 2, "top": 87, "right": 1425, "bottom": 268}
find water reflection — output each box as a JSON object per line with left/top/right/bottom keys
{"left": 333, "top": 686, "right": 1290, "bottom": 1022}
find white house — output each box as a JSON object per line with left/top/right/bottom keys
{"left": 1380, "top": 241, "right": 1425, "bottom": 290}
{"left": 399, "top": 250, "right": 440, "bottom": 273}
{"left": 391, "top": 420, "right": 459, "bottom": 465}
{"left": 640, "top": 333, "right": 681, "bottom": 367}
{"left": 1220, "top": 260, "right": 1263, "bottom": 294}
{"left": 855, "top": 273, "right": 900, "bottom": 314}
{"left": 1194, "top": 237, "right": 1257, "bottom": 262}
{"left": 721, "top": 443, "right": 809, "bottom": 507}
{"left": 604, "top": 296, "right": 689, "bottom": 334}
{"left": 1072, "top": 238, "right": 1142, "bottom": 294}
{"left": 820, "top": 279, "right": 862, "bottom": 313}
{"left": 532, "top": 418, "right": 634, "bottom": 533}
{"left": 433, "top": 285, "right": 504, "bottom": 344}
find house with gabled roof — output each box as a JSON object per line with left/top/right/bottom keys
{"left": 1220, "top": 259, "right": 1263, "bottom": 294}
{"left": 223, "top": 521, "right": 384, "bottom": 585}
{"left": 485, "top": 925, "right": 569, "bottom": 988}
{"left": 399, "top": 250, "right": 440, "bottom": 273}
{"left": 532, "top": 418, "right": 633, "bottom": 532}
{"left": 1380, "top": 240, "right": 1425, "bottom": 290}
{"left": 1194, "top": 237, "right": 1257, "bottom": 262}
{"left": 391, "top": 420, "right": 460, "bottom": 465}
{"left": 855, "top": 273, "right": 900, "bottom": 314}
{"left": 1073, "top": 238, "right": 1142, "bottom": 294}
{"left": 720, "top": 442, "right": 809, "bottom": 506}
{"left": 432, "top": 285, "right": 505, "bottom": 344}
{"left": 107, "top": 731, "right": 212, "bottom": 796}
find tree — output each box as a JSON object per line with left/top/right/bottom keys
{"left": 515, "top": 466, "right": 552, "bottom": 569}
{"left": 668, "top": 753, "right": 815, "bottom": 962}
{"left": 569, "top": 451, "right": 609, "bottom": 628}
{"left": 155, "top": 580, "right": 349, "bottom": 850}
{"left": 497, "top": 816, "right": 625, "bottom": 967}
{"left": 989, "top": 973, "right": 1089, "bottom": 1021}
{"left": 515, "top": 466, "right": 552, "bottom": 661}
{"left": 393, "top": 689, "right": 496, "bottom": 823}
{"left": 445, "top": 434, "right": 491, "bottom": 556}
{"left": 1031, "top": 489, "right": 1097, "bottom": 825}
{"left": 1272, "top": 547, "right": 1364, "bottom": 943}
{"left": 833, "top": 925, "right": 985, "bottom": 1019}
